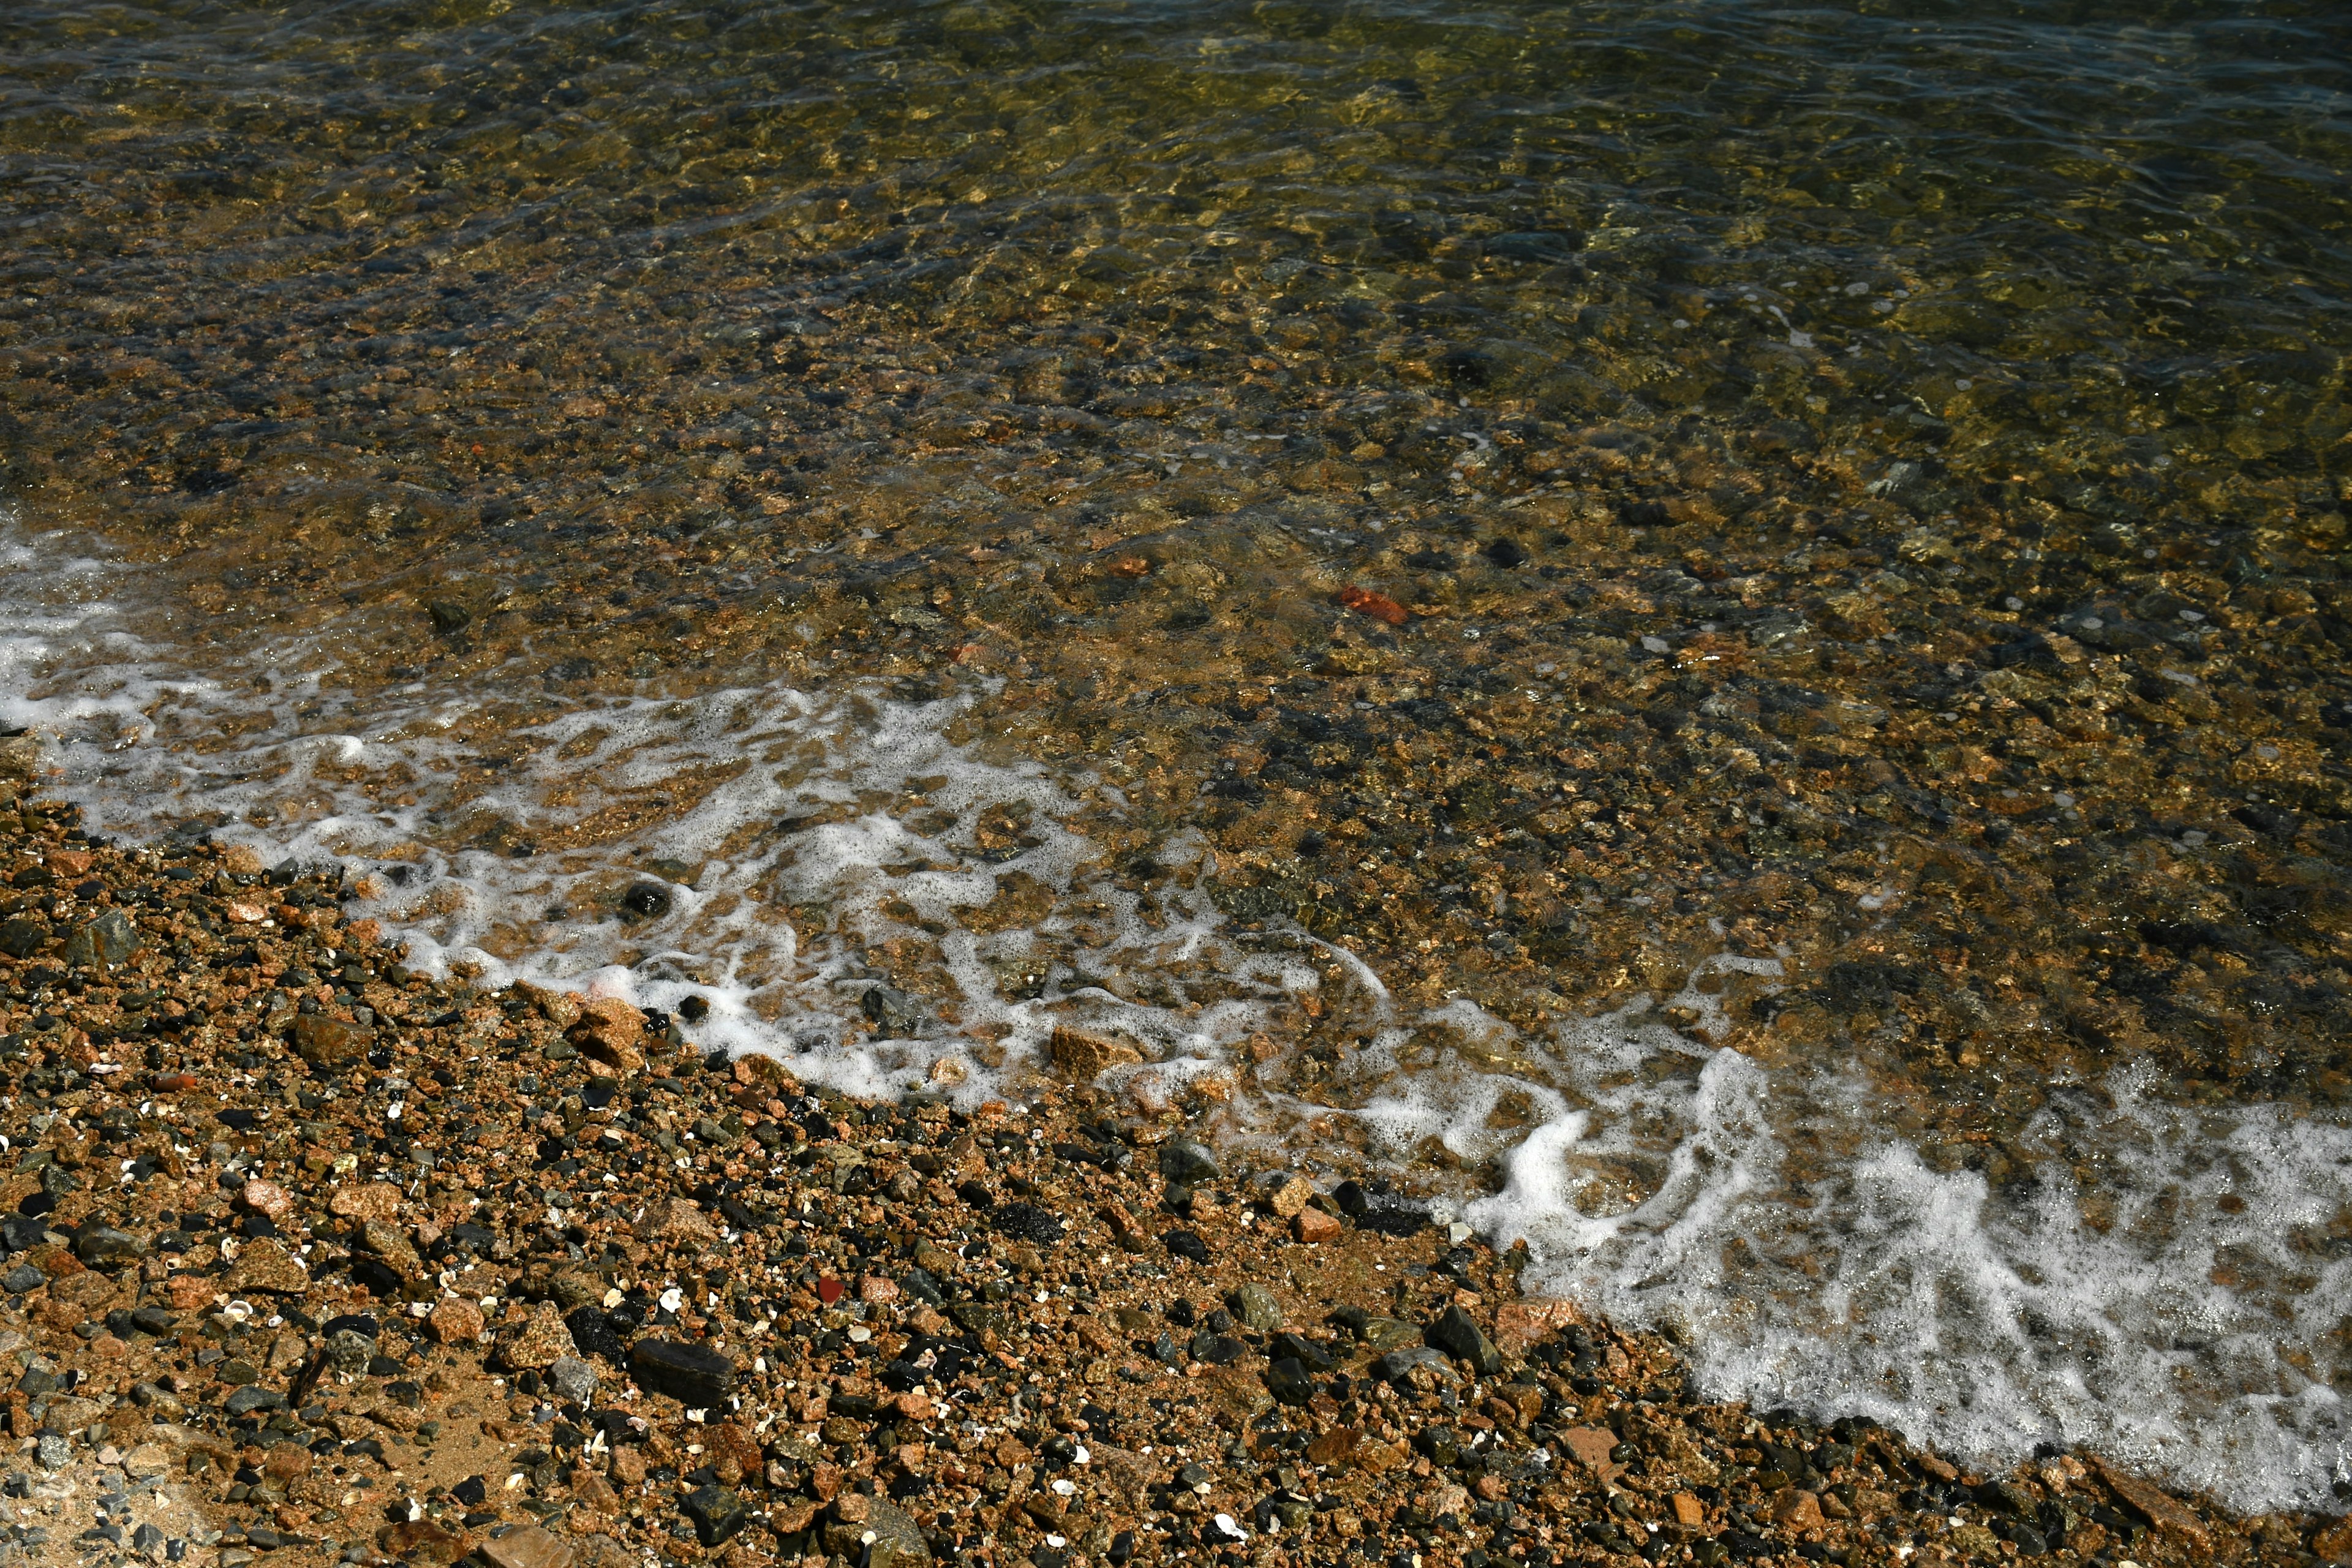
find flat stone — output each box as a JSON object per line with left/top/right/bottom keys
{"left": 1424, "top": 1304, "right": 1503, "bottom": 1375}
{"left": 1158, "top": 1140, "right": 1220, "bottom": 1185}
{"left": 61, "top": 911, "right": 140, "bottom": 969}
{"left": 241, "top": 1180, "right": 295, "bottom": 1221}
{"left": 74, "top": 1227, "right": 145, "bottom": 1267}
{"left": 1049, "top": 1025, "right": 1142, "bottom": 1082}
{"left": 0, "top": 917, "right": 47, "bottom": 960}
{"left": 223, "top": 1386, "right": 285, "bottom": 1417}
{"left": 547, "top": 1355, "right": 598, "bottom": 1406}
{"left": 2092, "top": 1457, "right": 2209, "bottom": 1551}
{"left": 497, "top": 1301, "right": 578, "bottom": 1371}
{"left": 1265, "top": 1175, "right": 1314, "bottom": 1219}
{"left": 377, "top": 1520, "right": 473, "bottom": 1566}
{"left": 225, "top": 1238, "right": 307, "bottom": 1296}
{"left": 1559, "top": 1426, "right": 1624, "bottom": 1487}
{"left": 1770, "top": 1488, "right": 1824, "bottom": 1530}
{"left": 426, "top": 1297, "right": 483, "bottom": 1345}
{"left": 358, "top": 1219, "right": 422, "bottom": 1274}
{"left": 478, "top": 1523, "right": 573, "bottom": 1568}
{"left": 1227, "top": 1283, "right": 1283, "bottom": 1332}
{"left": 290, "top": 1014, "right": 371, "bottom": 1069}
{"left": 328, "top": 1182, "right": 404, "bottom": 1221}
{"left": 1291, "top": 1208, "right": 1341, "bottom": 1243}
{"left": 678, "top": 1485, "right": 748, "bottom": 1547}
{"left": 633, "top": 1197, "right": 715, "bottom": 1243}
{"left": 629, "top": 1340, "right": 734, "bottom": 1408}
{"left": 568, "top": 998, "right": 647, "bottom": 1073}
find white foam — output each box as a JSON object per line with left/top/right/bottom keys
{"left": 6, "top": 515, "right": 2350, "bottom": 1511}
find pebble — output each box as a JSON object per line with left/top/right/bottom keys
{"left": 0, "top": 799, "right": 2277, "bottom": 1568}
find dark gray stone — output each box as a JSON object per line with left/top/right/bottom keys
{"left": 222, "top": 1387, "right": 286, "bottom": 1416}
{"left": 60, "top": 911, "right": 140, "bottom": 970}
{"left": 628, "top": 1340, "right": 734, "bottom": 1408}
{"left": 1425, "top": 1304, "right": 1504, "bottom": 1375}
{"left": 679, "top": 1485, "right": 748, "bottom": 1547}
{"left": 1158, "top": 1140, "right": 1220, "bottom": 1185}
{"left": 74, "top": 1227, "right": 145, "bottom": 1268}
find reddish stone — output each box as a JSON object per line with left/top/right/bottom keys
{"left": 815, "top": 1276, "right": 844, "bottom": 1305}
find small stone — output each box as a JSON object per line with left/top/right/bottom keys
{"left": 630, "top": 1340, "right": 735, "bottom": 1408}
{"left": 497, "top": 1301, "right": 579, "bottom": 1371}
{"left": 678, "top": 1485, "right": 748, "bottom": 1547}
{"left": 1291, "top": 1208, "right": 1341, "bottom": 1244}
{"left": 226, "top": 1238, "right": 307, "bottom": 1296}
{"left": 328, "top": 1182, "right": 405, "bottom": 1221}
{"left": 478, "top": 1524, "right": 573, "bottom": 1568}
{"left": 1264, "top": 1358, "right": 1316, "bottom": 1406}
{"left": 74, "top": 1227, "right": 146, "bottom": 1267}
{"left": 855, "top": 1498, "right": 930, "bottom": 1568}
{"left": 1158, "top": 1140, "right": 1220, "bottom": 1185}
{"left": 515, "top": 982, "right": 582, "bottom": 1030}
{"left": 1049, "top": 1026, "right": 1143, "bottom": 1082}
{"left": 241, "top": 1180, "right": 295, "bottom": 1221}
{"left": 357, "top": 1220, "right": 422, "bottom": 1275}
{"left": 859, "top": 985, "right": 925, "bottom": 1037}
{"left": 120, "top": 1444, "right": 170, "bottom": 1480}
{"left": 0, "top": 917, "right": 47, "bottom": 960}
{"left": 1266, "top": 1176, "right": 1314, "bottom": 1219}
{"left": 1424, "top": 1304, "right": 1503, "bottom": 1375}
{"left": 290, "top": 1015, "right": 371, "bottom": 1069}
{"left": 223, "top": 1386, "right": 285, "bottom": 1416}
{"left": 1227, "top": 1284, "right": 1283, "bottom": 1332}
{"left": 426, "top": 1297, "right": 483, "bottom": 1345}
{"left": 633, "top": 1197, "right": 717, "bottom": 1243}
{"left": 1770, "top": 1488, "right": 1825, "bottom": 1530}
{"left": 1490, "top": 1298, "right": 1580, "bottom": 1358}
{"left": 858, "top": 1275, "right": 900, "bottom": 1304}
{"left": 34, "top": 1434, "right": 68, "bottom": 1469}
{"left": 568, "top": 998, "right": 648, "bottom": 1073}
{"left": 376, "top": 1520, "right": 472, "bottom": 1566}
{"left": 1561, "top": 1427, "right": 1624, "bottom": 1487}
{"left": 323, "top": 1330, "right": 374, "bottom": 1373}
{"left": 61, "top": 910, "right": 140, "bottom": 969}
{"left": 547, "top": 1355, "right": 598, "bottom": 1406}
{"left": 2092, "top": 1457, "right": 2211, "bottom": 1551}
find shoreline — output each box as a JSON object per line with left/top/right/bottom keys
{"left": 0, "top": 782, "right": 2330, "bottom": 1568}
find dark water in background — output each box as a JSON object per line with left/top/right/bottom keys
{"left": 7, "top": 0, "right": 2352, "bottom": 1510}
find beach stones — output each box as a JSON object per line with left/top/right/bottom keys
{"left": 630, "top": 1340, "right": 735, "bottom": 1408}
{"left": 61, "top": 910, "right": 138, "bottom": 969}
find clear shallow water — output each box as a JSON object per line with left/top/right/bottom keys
{"left": 6, "top": 0, "right": 2352, "bottom": 1513}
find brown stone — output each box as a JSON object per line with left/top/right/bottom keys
{"left": 2094, "top": 1457, "right": 2211, "bottom": 1552}
{"left": 226, "top": 1237, "right": 309, "bottom": 1295}
{"left": 1266, "top": 1175, "right": 1314, "bottom": 1218}
{"left": 262, "top": 1444, "right": 313, "bottom": 1482}
{"left": 570, "top": 997, "right": 649, "bottom": 1072}
{"left": 378, "top": 1520, "right": 474, "bottom": 1566}
{"left": 1770, "top": 1488, "right": 1825, "bottom": 1531}
{"left": 1049, "top": 1025, "right": 1142, "bottom": 1082}
{"left": 571, "top": 1470, "right": 622, "bottom": 1515}
{"left": 517, "top": 982, "right": 583, "bottom": 1030}
{"left": 329, "top": 1182, "right": 405, "bottom": 1221}
{"left": 1670, "top": 1494, "right": 1705, "bottom": 1528}
{"left": 479, "top": 1524, "right": 575, "bottom": 1568}
{"left": 1560, "top": 1426, "right": 1624, "bottom": 1487}
{"left": 609, "top": 1447, "right": 647, "bottom": 1487}
{"left": 498, "top": 1300, "right": 579, "bottom": 1370}
{"left": 1292, "top": 1207, "right": 1341, "bottom": 1243}
{"left": 163, "top": 1272, "right": 217, "bottom": 1312}
{"left": 635, "top": 1196, "right": 718, "bottom": 1242}
{"left": 358, "top": 1218, "right": 423, "bottom": 1274}
{"left": 292, "top": 1014, "right": 372, "bottom": 1069}
{"left": 427, "top": 1296, "right": 485, "bottom": 1344}
{"left": 241, "top": 1179, "right": 296, "bottom": 1221}
{"left": 1490, "top": 1298, "right": 1580, "bottom": 1357}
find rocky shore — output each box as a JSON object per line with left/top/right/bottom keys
{"left": 0, "top": 788, "right": 2336, "bottom": 1568}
